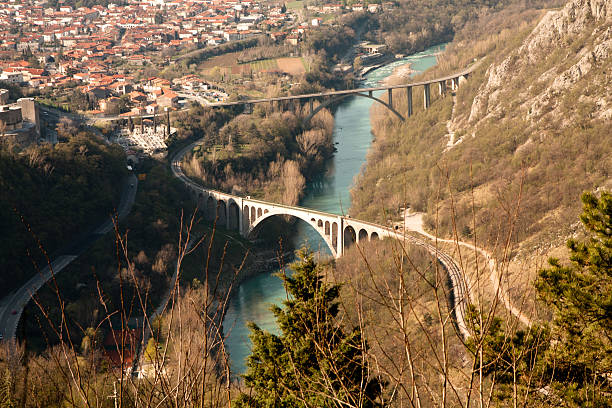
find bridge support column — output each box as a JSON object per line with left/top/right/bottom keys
{"left": 406, "top": 87, "right": 412, "bottom": 117}
{"left": 438, "top": 81, "right": 446, "bottom": 96}
{"left": 451, "top": 77, "right": 459, "bottom": 91}
{"left": 309, "top": 98, "right": 313, "bottom": 115}
{"left": 226, "top": 202, "right": 230, "bottom": 230}
{"left": 387, "top": 89, "right": 393, "bottom": 109}
{"left": 336, "top": 216, "right": 344, "bottom": 258}
{"left": 368, "top": 90, "right": 373, "bottom": 98}
{"left": 238, "top": 198, "right": 244, "bottom": 236}
{"left": 423, "top": 84, "right": 431, "bottom": 109}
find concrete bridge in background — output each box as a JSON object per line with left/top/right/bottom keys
{"left": 206, "top": 63, "right": 478, "bottom": 123}
{"left": 95, "top": 62, "right": 479, "bottom": 124}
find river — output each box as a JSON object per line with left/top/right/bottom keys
{"left": 223, "top": 44, "right": 445, "bottom": 375}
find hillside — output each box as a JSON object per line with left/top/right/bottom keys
{"left": 0, "top": 136, "right": 126, "bottom": 297}
{"left": 350, "top": 0, "right": 611, "bottom": 318}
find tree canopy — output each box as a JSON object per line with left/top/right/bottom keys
{"left": 536, "top": 191, "right": 612, "bottom": 404}
{"left": 236, "top": 249, "right": 384, "bottom": 407}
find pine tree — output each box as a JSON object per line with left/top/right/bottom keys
{"left": 235, "top": 249, "right": 384, "bottom": 407}
{"left": 536, "top": 191, "right": 612, "bottom": 404}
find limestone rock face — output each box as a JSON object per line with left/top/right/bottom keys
{"left": 468, "top": 0, "right": 612, "bottom": 126}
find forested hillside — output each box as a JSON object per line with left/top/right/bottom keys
{"left": 182, "top": 103, "right": 334, "bottom": 206}
{"left": 351, "top": 0, "right": 611, "bottom": 309}
{"left": 0, "top": 135, "right": 126, "bottom": 296}
{"left": 367, "top": 0, "right": 564, "bottom": 53}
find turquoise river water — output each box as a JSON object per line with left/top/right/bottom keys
{"left": 223, "top": 44, "right": 445, "bottom": 375}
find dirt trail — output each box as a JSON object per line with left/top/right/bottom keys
{"left": 402, "top": 212, "right": 533, "bottom": 327}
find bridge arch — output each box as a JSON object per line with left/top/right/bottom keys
{"left": 217, "top": 200, "right": 227, "bottom": 226}
{"left": 228, "top": 200, "right": 240, "bottom": 231}
{"left": 243, "top": 204, "right": 250, "bottom": 226}
{"left": 344, "top": 226, "right": 356, "bottom": 250}
{"left": 206, "top": 196, "right": 216, "bottom": 222}
{"left": 358, "top": 228, "right": 368, "bottom": 243}
{"left": 304, "top": 93, "right": 405, "bottom": 125}
{"left": 248, "top": 210, "right": 337, "bottom": 257}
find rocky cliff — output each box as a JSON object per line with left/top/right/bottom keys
{"left": 467, "top": 0, "right": 611, "bottom": 126}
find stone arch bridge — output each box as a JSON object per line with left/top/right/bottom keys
{"left": 172, "top": 156, "right": 471, "bottom": 337}
{"left": 176, "top": 166, "right": 394, "bottom": 258}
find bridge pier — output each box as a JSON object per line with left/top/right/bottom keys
{"left": 451, "top": 77, "right": 459, "bottom": 91}
{"left": 337, "top": 216, "right": 344, "bottom": 258}
{"left": 387, "top": 89, "right": 393, "bottom": 109}
{"left": 438, "top": 81, "right": 447, "bottom": 96}
{"left": 238, "top": 198, "right": 244, "bottom": 235}
{"left": 423, "top": 83, "right": 431, "bottom": 109}
{"left": 406, "top": 87, "right": 413, "bottom": 117}
{"left": 309, "top": 98, "right": 313, "bottom": 115}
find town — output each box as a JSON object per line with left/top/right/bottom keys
{"left": 0, "top": 0, "right": 392, "bottom": 155}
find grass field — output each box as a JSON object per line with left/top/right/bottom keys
{"left": 286, "top": 0, "right": 303, "bottom": 10}
{"left": 202, "top": 56, "right": 307, "bottom": 76}
{"left": 249, "top": 58, "right": 279, "bottom": 72}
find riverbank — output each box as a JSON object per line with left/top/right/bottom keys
{"left": 383, "top": 62, "right": 414, "bottom": 85}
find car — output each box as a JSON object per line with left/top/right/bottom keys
{"left": 11, "top": 310, "right": 17, "bottom": 315}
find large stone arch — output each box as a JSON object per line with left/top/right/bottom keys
{"left": 228, "top": 200, "right": 240, "bottom": 231}
{"left": 248, "top": 210, "right": 337, "bottom": 257}
{"left": 217, "top": 200, "right": 227, "bottom": 226}
{"left": 304, "top": 93, "right": 405, "bottom": 125}
{"left": 358, "top": 228, "right": 368, "bottom": 243}
{"left": 344, "top": 226, "right": 356, "bottom": 250}
{"left": 243, "top": 204, "right": 250, "bottom": 227}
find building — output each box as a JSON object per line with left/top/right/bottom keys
{"left": 0, "top": 89, "right": 9, "bottom": 105}
{"left": 17, "top": 98, "right": 40, "bottom": 137}
{"left": 0, "top": 105, "right": 23, "bottom": 130}
{"left": 0, "top": 99, "right": 40, "bottom": 145}
{"left": 157, "top": 90, "right": 178, "bottom": 108}
{"left": 99, "top": 96, "right": 121, "bottom": 114}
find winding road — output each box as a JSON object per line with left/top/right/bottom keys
{"left": 0, "top": 174, "right": 138, "bottom": 342}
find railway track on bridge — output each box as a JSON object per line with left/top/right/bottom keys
{"left": 170, "top": 140, "right": 472, "bottom": 339}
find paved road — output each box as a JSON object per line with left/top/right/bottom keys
{"left": 0, "top": 173, "right": 138, "bottom": 342}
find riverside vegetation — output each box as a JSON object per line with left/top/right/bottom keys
{"left": 182, "top": 102, "right": 335, "bottom": 206}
